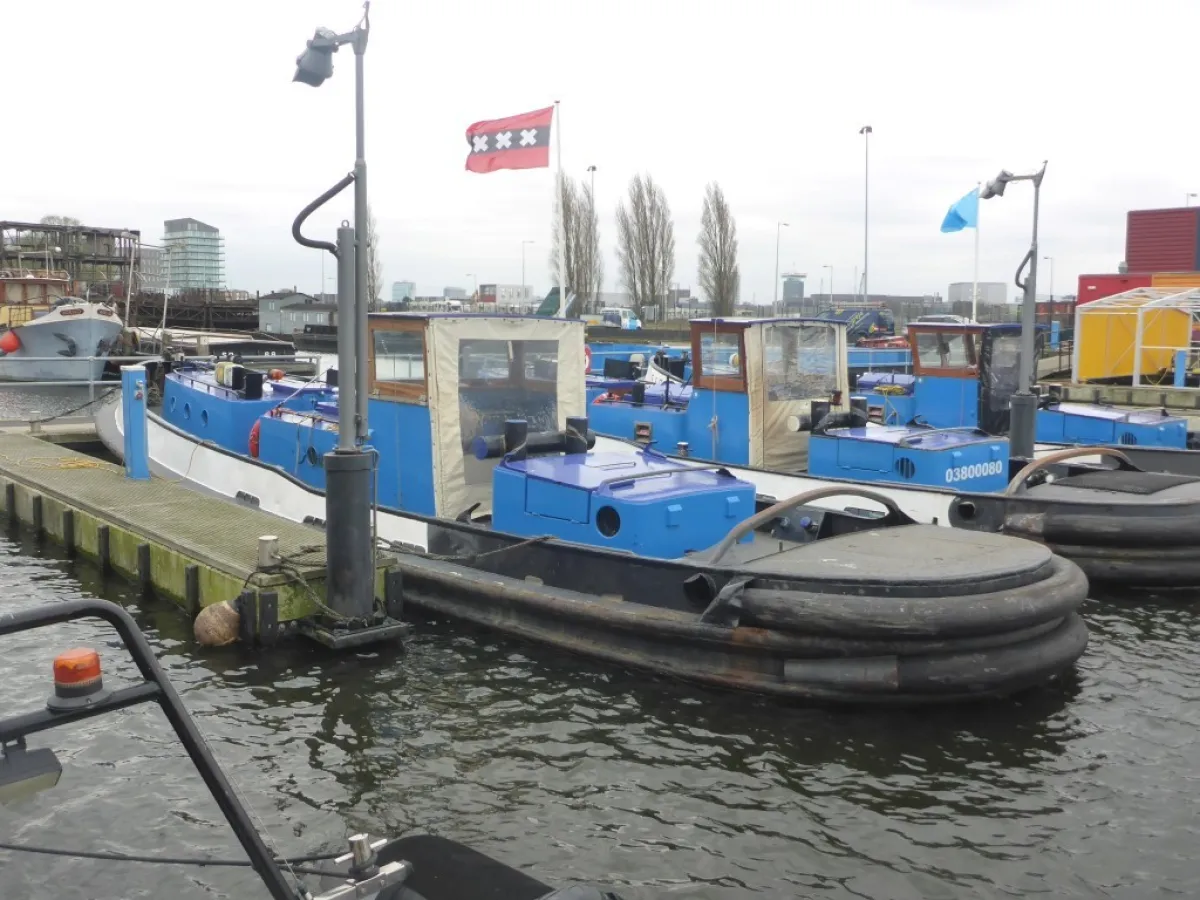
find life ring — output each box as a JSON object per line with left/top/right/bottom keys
{"left": 584, "top": 345, "right": 593, "bottom": 372}
{"left": 249, "top": 419, "right": 261, "bottom": 458}
{"left": 592, "top": 391, "right": 616, "bottom": 404}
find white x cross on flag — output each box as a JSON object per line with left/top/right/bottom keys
{"left": 520, "top": 129, "right": 538, "bottom": 146}
{"left": 472, "top": 135, "right": 489, "bottom": 153}
{"left": 495, "top": 131, "right": 512, "bottom": 149}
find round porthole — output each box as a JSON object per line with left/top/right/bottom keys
{"left": 169, "top": 396, "right": 177, "bottom": 412}
{"left": 200, "top": 410, "right": 209, "bottom": 427}
{"left": 596, "top": 505, "right": 621, "bottom": 537}
{"left": 183, "top": 403, "right": 191, "bottom": 420}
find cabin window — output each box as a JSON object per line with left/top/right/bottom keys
{"left": 371, "top": 326, "right": 427, "bottom": 402}
{"left": 458, "top": 338, "right": 559, "bottom": 490}
{"left": 762, "top": 323, "right": 839, "bottom": 401}
{"left": 693, "top": 328, "right": 746, "bottom": 392}
{"left": 913, "top": 331, "right": 977, "bottom": 372}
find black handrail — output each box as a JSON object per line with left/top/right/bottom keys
{"left": 0, "top": 599, "right": 299, "bottom": 900}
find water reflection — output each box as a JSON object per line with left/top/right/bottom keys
{"left": 1, "top": 530, "right": 1199, "bottom": 899}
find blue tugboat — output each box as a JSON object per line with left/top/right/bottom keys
{"left": 583, "top": 316, "right": 1200, "bottom": 588}
{"left": 97, "top": 310, "right": 1091, "bottom": 703}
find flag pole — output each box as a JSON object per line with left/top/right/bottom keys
{"left": 554, "top": 100, "right": 567, "bottom": 316}
{"left": 972, "top": 182, "right": 981, "bottom": 322}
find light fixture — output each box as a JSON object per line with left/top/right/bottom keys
{"left": 0, "top": 739, "right": 62, "bottom": 804}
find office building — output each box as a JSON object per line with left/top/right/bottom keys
{"left": 162, "top": 218, "right": 225, "bottom": 292}
{"left": 392, "top": 280, "right": 416, "bottom": 303}
{"left": 443, "top": 286, "right": 467, "bottom": 300}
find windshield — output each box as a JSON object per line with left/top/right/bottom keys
{"left": 762, "top": 322, "right": 839, "bottom": 401}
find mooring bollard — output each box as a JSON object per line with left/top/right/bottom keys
{"left": 120, "top": 364, "right": 150, "bottom": 481}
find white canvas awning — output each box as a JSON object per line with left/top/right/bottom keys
{"left": 426, "top": 315, "right": 586, "bottom": 518}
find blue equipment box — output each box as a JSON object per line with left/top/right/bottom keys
{"left": 1036, "top": 403, "right": 1188, "bottom": 449}
{"left": 808, "top": 426, "right": 1009, "bottom": 492}
{"left": 492, "top": 451, "right": 756, "bottom": 559}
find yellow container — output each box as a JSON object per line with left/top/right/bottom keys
{"left": 1150, "top": 272, "right": 1200, "bottom": 290}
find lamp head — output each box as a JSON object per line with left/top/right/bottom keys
{"left": 980, "top": 170, "right": 1015, "bottom": 200}
{"left": 293, "top": 28, "right": 339, "bottom": 87}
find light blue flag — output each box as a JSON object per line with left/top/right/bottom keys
{"left": 941, "top": 187, "right": 979, "bottom": 233}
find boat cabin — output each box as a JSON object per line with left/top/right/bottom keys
{"left": 589, "top": 317, "right": 850, "bottom": 470}
{"left": 855, "top": 321, "right": 1187, "bottom": 448}
{"left": 358, "top": 312, "right": 588, "bottom": 518}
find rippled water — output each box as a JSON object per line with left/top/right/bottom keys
{"left": 2, "top": 529, "right": 1199, "bottom": 899}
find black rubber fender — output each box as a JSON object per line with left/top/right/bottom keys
{"left": 1045, "top": 542, "right": 1200, "bottom": 588}
{"left": 1018, "top": 507, "right": 1200, "bottom": 549}
{"left": 736, "top": 554, "right": 1087, "bottom": 640}
{"left": 780, "top": 613, "right": 1089, "bottom": 699}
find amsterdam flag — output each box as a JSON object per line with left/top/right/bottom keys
{"left": 464, "top": 106, "right": 554, "bottom": 174}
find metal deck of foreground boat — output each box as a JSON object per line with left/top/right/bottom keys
{"left": 96, "top": 396, "right": 1090, "bottom": 705}
{"left": 0, "top": 599, "right": 626, "bottom": 900}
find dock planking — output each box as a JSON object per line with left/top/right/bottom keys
{"left": 0, "top": 431, "right": 392, "bottom": 642}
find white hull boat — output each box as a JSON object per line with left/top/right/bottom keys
{"left": 0, "top": 299, "right": 124, "bottom": 382}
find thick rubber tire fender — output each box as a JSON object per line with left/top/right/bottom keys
{"left": 738, "top": 554, "right": 1087, "bottom": 640}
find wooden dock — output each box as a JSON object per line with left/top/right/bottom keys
{"left": 0, "top": 430, "right": 403, "bottom": 647}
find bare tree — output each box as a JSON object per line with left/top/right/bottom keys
{"left": 578, "top": 180, "right": 603, "bottom": 313}
{"left": 550, "top": 174, "right": 602, "bottom": 317}
{"left": 365, "top": 205, "right": 383, "bottom": 311}
{"left": 616, "top": 175, "right": 674, "bottom": 322}
{"left": 698, "top": 182, "right": 740, "bottom": 316}
{"left": 39, "top": 215, "right": 82, "bottom": 227}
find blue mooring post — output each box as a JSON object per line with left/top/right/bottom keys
{"left": 1175, "top": 350, "right": 1188, "bottom": 388}
{"left": 121, "top": 364, "right": 150, "bottom": 481}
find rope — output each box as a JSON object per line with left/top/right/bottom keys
{"left": 383, "top": 533, "right": 555, "bottom": 564}
{"left": 0, "top": 840, "right": 337, "bottom": 874}
{"left": 27, "top": 387, "right": 120, "bottom": 424}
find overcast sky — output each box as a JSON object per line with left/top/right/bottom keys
{"left": 7, "top": 0, "right": 1198, "bottom": 303}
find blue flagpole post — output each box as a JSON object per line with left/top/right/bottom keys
{"left": 120, "top": 364, "right": 150, "bottom": 481}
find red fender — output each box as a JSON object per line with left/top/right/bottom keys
{"left": 249, "top": 419, "right": 261, "bottom": 458}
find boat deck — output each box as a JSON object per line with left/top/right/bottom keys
{"left": 0, "top": 430, "right": 394, "bottom": 639}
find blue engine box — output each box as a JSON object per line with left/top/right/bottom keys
{"left": 491, "top": 450, "right": 756, "bottom": 559}
{"left": 1036, "top": 403, "right": 1188, "bottom": 449}
{"left": 808, "top": 426, "right": 1009, "bottom": 492}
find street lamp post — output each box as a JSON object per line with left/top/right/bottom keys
{"left": 521, "top": 240, "right": 534, "bottom": 303}
{"left": 980, "top": 161, "right": 1048, "bottom": 459}
{"left": 1043, "top": 255, "right": 1055, "bottom": 323}
{"left": 823, "top": 264, "right": 833, "bottom": 305}
{"left": 467, "top": 272, "right": 477, "bottom": 301}
{"left": 859, "top": 125, "right": 872, "bottom": 302}
{"left": 1186, "top": 192, "right": 1197, "bottom": 207}
{"left": 587, "top": 165, "right": 597, "bottom": 312}
{"left": 774, "top": 222, "right": 789, "bottom": 314}
{"left": 291, "top": 2, "right": 405, "bottom": 639}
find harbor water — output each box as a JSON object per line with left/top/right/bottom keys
{"left": 1, "top": 388, "right": 1199, "bottom": 898}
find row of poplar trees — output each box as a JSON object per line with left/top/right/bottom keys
{"left": 550, "top": 176, "right": 740, "bottom": 320}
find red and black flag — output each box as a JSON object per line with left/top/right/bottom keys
{"left": 464, "top": 106, "right": 554, "bottom": 174}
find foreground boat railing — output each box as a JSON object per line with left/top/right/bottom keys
{"left": 0, "top": 598, "right": 411, "bottom": 900}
